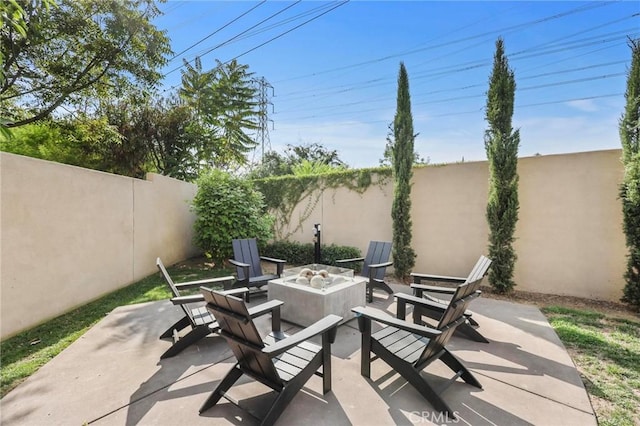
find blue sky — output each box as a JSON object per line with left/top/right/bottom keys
{"left": 153, "top": 1, "right": 639, "bottom": 168}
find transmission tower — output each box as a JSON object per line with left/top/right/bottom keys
{"left": 255, "top": 77, "right": 274, "bottom": 163}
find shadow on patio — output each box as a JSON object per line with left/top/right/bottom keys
{"left": 0, "top": 284, "right": 596, "bottom": 426}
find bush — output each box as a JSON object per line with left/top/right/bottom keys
{"left": 262, "top": 241, "right": 361, "bottom": 270}
{"left": 192, "top": 169, "right": 274, "bottom": 266}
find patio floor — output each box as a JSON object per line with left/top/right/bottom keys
{"left": 1, "top": 284, "right": 596, "bottom": 426}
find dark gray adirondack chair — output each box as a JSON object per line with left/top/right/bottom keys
{"left": 199, "top": 288, "right": 342, "bottom": 426}
{"left": 336, "top": 240, "right": 393, "bottom": 303}
{"left": 352, "top": 278, "right": 484, "bottom": 418}
{"left": 228, "top": 238, "right": 286, "bottom": 302}
{"left": 404, "top": 255, "right": 492, "bottom": 343}
{"left": 156, "top": 258, "right": 284, "bottom": 359}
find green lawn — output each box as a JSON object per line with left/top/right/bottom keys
{"left": 0, "top": 260, "right": 232, "bottom": 398}
{"left": 2, "top": 263, "right": 639, "bottom": 426}
{"left": 542, "top": 306, "right": 640, "bottom": 426}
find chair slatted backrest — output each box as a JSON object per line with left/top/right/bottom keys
{"left": 467, "top": 255, "right": 492, "bottom": 284}
{"left": 414, "top": 256, "right": 491, "bottom": 368}
{"left": 362, "top": 241, "right": 392, "bottom": 280}
{"left": 202, "top": 288, "right": 284, "bottom": 389}
{"left": 232, "top": 238, "right": 263, "bottom": 281}
{"left": 157, "top": 258, "right": 194, "bottom": 323}
{"left": 415, "top": 283, "right": 478, "bottom": 368}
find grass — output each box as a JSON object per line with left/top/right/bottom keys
{"left": 2, "top": 261, "right": 639, "bottom": 426}
{"left": 542, "top": 306, "right": 640, "bottom": 426}
{"left": 0, "top": 260, "right": 232, "bottom": 398}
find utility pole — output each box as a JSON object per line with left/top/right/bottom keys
{"left": 255, "top": 77, "right": 274, "bottom": 163}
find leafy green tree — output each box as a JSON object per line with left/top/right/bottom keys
{"left": 1, "top": 117, "right": 122, "bottom": 171}
{"left": 484, "top": 38, "right": 520, "bottom": 293}
{"left": 1, "top": 0, "right": 56, "bottom": 137}
{"left": 192, "top": 169, "right": 274, "bottom": 266}
{"left": 291, "top": 159, "right": 342, "bottom": 176}
{"left": 285, "top": 142, "right": 347, "bottom": 167}
{"left": 248, "top": 143, "right": 347, "bottom": 178}
{"left": 180, "top": 58, "right": 259, "bottom": 169}
{"left": 391, "top": 62, "right": 416, "bottom": 279}
{"left": 99, "top": 99, "right": 157, "bottom": 179}
{"left": 146, "top": 98, "right": 206, "bottom": 181}
{"left": 620, "top": 38, "right": 640, "bottom": 308}
{"left": 1, "top": 0, "right": 170, "bottom": 127}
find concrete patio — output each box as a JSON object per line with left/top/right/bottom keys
{"left": 0, "top": 284, "right": 596, "bottom": 426}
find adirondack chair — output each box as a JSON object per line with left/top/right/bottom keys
{"left": 156, "top": 258, "right": 284, "bottom": 359}
{"left": 199, "top": 287, "right": 342, "bottom": 426}
{"left": 351, "top": 279, "right": 484, "bottom": 418}
{"left": 406, "top": 255, "right": 492, "bottom": 343}
{"left": 228, "top": 238, "right": 286, "bottom": 302}
{"left": 336, "top": 240, "right": 393, "bottom": 303}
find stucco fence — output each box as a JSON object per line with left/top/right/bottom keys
{"left": 1, "top": 152, "right": 200, "bottom": 339}
{"left": 277, "top": 149, "right": 626, "bottom": 303}
{"left": 0, "top": 149, "right": 627, "bottom": 339}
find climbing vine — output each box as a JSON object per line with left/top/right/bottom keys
{"left": 253, "top": 167, "right": 392, "bottom": 240}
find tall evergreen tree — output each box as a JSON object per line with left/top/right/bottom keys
{"left": 484, "top": 38, "right": 520, "bottom": 293}
{"left": 391, "top": 62, "right": 416, "bottom": 279}
{"left": 620, "top": 38, "right": 640, "bottom": 308}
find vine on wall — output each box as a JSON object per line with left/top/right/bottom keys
{"left": 253, "top": 167, "right": 392, "bottom": 240}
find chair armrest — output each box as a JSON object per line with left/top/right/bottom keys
{"left": 367, "top": 261, "right": 393, "bottom": 280}
{"left": 171, "top": 294, "right": 205, "bottom": 305}
{"left": 335, "top": 257, "right": 364, "bottom": 264}
{"left": 219, "top": 287, "right": 250, "bottom": 296}
{"left": 261, "top": 257, "right": 286, "bottom": 276}
{"left": 352, "top": 306, "right": 442, "bottom": 338}
{"left": 410, "top": 283, "right": 457, "bottom": 295}
{"left": 394, "top": 292, "right": 447, "bottom": 317}
{"left": 247, "top": 299, "right": 284, "bottom": 316}
{"left": 175, "top": 275, "right": 236, "bottom": 290}
{"left": 262, "top": 314, "right": 342, "bottom": 357}
{"left": 369, "top": 261, "right": 393, "bottom": 270}
{"left": 228, "top": 259, "right": 250, "bottom": 268}
{"left": 410, "top": 272, "right": 466, "bottom": 285}
{"left": 248, "top": 299, "right": 285, "bottom": 338}
{"left": 260, "top": 256, "right": 286, "bottom": 264}
{"left": 228, "top": 259, "right": 250, "bottom": 288}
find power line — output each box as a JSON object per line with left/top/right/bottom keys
{"left": 225, "top": 1, "right": 350, "bottom": 64}
{"left": 168, "top": 1, "right": 267, "bottom": 63}
{"left": 272, "top": 0, "right": 617, "bottom": 84}
{"left": 161, "top": 1, "right": 349, "bottom": 93}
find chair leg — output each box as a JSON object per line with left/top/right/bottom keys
{"left": 262, "top": 352, "right": 324, "bottom": 426}
{"left": 159, "top": 316, "right": 190, "bottom": 339}
{"left": 322, "top": 333, "right": 332, "bottom": 394}
{"left": 200, "top": 364, "right": 244, "bottom": 414}
{"left": 160, "top": 325, "right": 210, "bottom": 359}
{"left": 373, "top": 279, "right": 394, "bottom": 295}
{"left": 392, "top": 356, "right": 457, "bottom": 418}
{"left": 358, "top": 318, "right": 372, "bottom": 378}
{"left": 439, "top": 348, "right": 482, "bottom": 389}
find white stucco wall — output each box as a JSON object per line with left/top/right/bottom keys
{"left": 0, "top": 153, "right": 199, "bottom": 338}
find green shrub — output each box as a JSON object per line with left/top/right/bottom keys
{"left": 192, "top": 169, "right": 274, "bottom": 266}
{"left": 262, "top": 241, "right": 361, "bottom": 270}
{"left": 321, "top": 244, "right": 361, "bottom": 268}
{"left": 263, "top": 240, "right": 314, "bottom": 265}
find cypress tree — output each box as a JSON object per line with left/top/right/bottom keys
{"left": 620, "top": 38, "right": 640, "bottom": 308}
{"left": 484, "top": 38, "right": 520, "bottom": 293}
{"left": 391, "top": 62, "right": 416, "bottom": 279}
